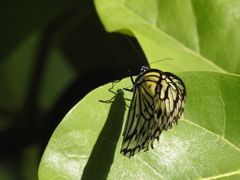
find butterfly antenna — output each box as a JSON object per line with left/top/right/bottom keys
{"left": 150, "top": 58, "right": 174, "bottom": 65}
{"left": 121, "top": 33, "right": 146, "bottom": 65}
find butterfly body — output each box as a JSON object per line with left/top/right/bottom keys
{"left": 121, "top": 66, "right": 186, "bottom": 158}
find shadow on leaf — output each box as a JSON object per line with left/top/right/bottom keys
{"left": 81, "top": 90, "right": 126, "bottom": 179}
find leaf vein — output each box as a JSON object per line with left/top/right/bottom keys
{"left": 181, "top": 118, "right": 240, "bottom": 152}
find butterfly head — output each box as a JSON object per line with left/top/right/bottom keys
{"left": 139, "top": 66, "right": 149, "bottom": 75}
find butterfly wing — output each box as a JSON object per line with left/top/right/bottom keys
{"left": 120, "top": 69, "right": 186, "bottom": 158}
{"left": 120, "top": 82, "right": 154, "bottom": 158}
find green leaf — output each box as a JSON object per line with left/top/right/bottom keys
{"left": 39, "top": 72, "right": 240, "bottom": 179}
{"left": 95, "top": 0, "right": 240, "bottom": 74}
{"left": 39, "top": 0, "right": 240, "bottom": 179}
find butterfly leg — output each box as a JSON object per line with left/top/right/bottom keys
{"left": 99, "top": 70, "right": 135, "bottom": 103}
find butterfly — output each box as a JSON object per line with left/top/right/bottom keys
{"left": 120, "top": 65, "right": 186, "bottom": 158}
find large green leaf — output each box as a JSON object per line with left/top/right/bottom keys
{"left": 39, "top": 72, "right": 240, "bottom": 179}
{"left": 39, "top": 0, "right": 240, "bottom": 179}
{"left": 95, "top": 0, "right": 240, "bottom": 74}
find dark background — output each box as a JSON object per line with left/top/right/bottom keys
{"left": 0, "top": 0, "right": 146, "bottom": 179}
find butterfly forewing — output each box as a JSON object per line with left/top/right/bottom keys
{"left": 120, "top": 68, "right": 186, "bottom": 158}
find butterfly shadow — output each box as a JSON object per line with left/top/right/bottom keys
{"left": 81, "top": 90, "right": 126, "bottom": 180}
